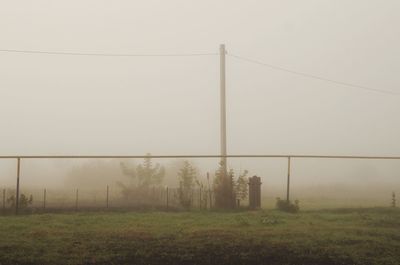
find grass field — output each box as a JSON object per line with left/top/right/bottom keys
{"left": 0, "top": 208, "right": 399, "bottom": 265}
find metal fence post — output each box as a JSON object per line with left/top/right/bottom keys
{"left": 106, "top": 185, "right": 109, "bottom": 209}
{"left": 15, "top": 158, "right": 21, "bottom": 215}
{"left": 207, "top": 172, "right": 212, "bottom": 209}
{"left": 75, "top": 189, "right": 79, "bottom": 211}
{"left": 286, "top": 157, "right": 291, "bottom": 202}
{"left": 2, "top": 189, "right": 5, "bottom": 213}
{"left": 43, "top": 188, "right": 46, "bottom": 210}
{"left": 199, "top": 187, "right": 202, "bottom": 210}
{"left": 166, "top": 186, "right": 169, "bottom": 210}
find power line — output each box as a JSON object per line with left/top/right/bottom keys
{"left": 0, "top": 49, "right": 218, "bottom": 57}
{"left": 228, "top": 53, "right": 399, "bottom": 95}
{"left": 1, "top": 47, "right": 397, "bottom": 95}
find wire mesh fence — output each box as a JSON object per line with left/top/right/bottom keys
{"left": 1, "top": 154, "right": 399, "bottom": 214}
{"left": 0, "top": 186, "right": 218, "bottom": 214}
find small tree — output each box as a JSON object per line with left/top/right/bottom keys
{"left": 136, "top": 155, "right": 165, "bottom": 188}
{"left": 235, "top": 170, "right": 249, "bottom": 205}
{"left": 120, "top": 154, "right": 165, "bottom": 188}
{"left": 177, "top": 160, "right": 197, "bottom": 209}
{"left": 119, "top": 154, "right": 166, "bottom": 200}
{"left": 214, "top": 162, "right": 235, "bottom": 209}
{"left": 213, "top": 162, "right": 251, "bottom": 209}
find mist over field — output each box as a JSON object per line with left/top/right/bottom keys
{"left": 1, "top": 1, "right": 400, "bottom": 207}
{"left": 1, "top": 1, "right": 400, "bottom": 265}
{"left": 0, "top": 157, "right": 399, "bottom": 209}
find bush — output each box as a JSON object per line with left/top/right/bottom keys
{"left": 276, "top": 197, "right": 299, "bottom": 213}
{"left": 213, "top": 163, "right": 235, "bottom": 209}
{"left": 6, "top": 193, "right": 33, "bottom": 209}
{"left": 177, "top": 161, "right": 197, "bottom": 209}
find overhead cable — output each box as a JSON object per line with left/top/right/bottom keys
{"left": 0, "top": 49, "right": 218, "bottom": 57}
{"left": 228, "top": 53, "right": 399, "bottom": 95}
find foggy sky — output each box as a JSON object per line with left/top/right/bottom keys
{"left": 1, "top": 1, "right": 400, "bottom": 195}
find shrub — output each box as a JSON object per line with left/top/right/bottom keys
{"left": 6, "top": 194, "right": 33, "bottom": 209}
{"left": 214, "top": 162, "right": 250, "bottom": 209}
{"left": 235, "top": 170, "right": 249, "bottom": 205}
{"left": 177, "top": 160, "right": 197, "bottom": 209}
{"left": 119, "top": 154, "right": 165, "bottom": 191}
{"left": 213, "top": 162, "right": 235, "bottom": 209}
{"left": 276, "top": 197, "right": 299, "bottom": 213}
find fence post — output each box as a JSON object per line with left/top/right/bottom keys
{"left": 15, "top": 158, "right": 21, "bottom": 215}
{"left": 2, "top": 189, "right": 5, "bottom": 213}
{"left": 209, "top": 191, "right": 213, "bottom": 210}
{"left": 199, "top": 187, "right": 202, "bottom": 210}
{"left": 75, "top": 189, "right": 79, "bottom": 211}
{"left": 207, "top": 172, "right": 212, "bottom": 209}
{"left": 106, "top": 185, "right": 109, "bottom": 209}
{"left": 286, "top": 157, "right": 291, "bottom": 202}
{"left": 166, "top": 186, "right": 169, "bottom": 211}
{"left": 151, "top": 186, "right": 154, "bottom": 207}
{"left": 161, "top": 188, "right": 163, "bottom": 207}
{"left": 43, "top": 188, "right": 46, "bottom": 210}
{"left": 191, "top": 189, "right": 194, "bottom": 208}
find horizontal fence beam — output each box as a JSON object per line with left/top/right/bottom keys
{"left": 5, "top": 154, "right": 400, "bottom": 215}
{"left": 0, "top": 155, "right": 400, "bottom": 160}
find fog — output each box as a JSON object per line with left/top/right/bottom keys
{"left": 1, "top": 1, "right": 400, "bottom": 208}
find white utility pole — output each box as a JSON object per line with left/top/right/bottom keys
{"left": 220, "top": 44, "right": 227, "bottom": 174}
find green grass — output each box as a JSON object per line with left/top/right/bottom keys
{"left": 0, "top": 208, "right": 399, "bottom": 265}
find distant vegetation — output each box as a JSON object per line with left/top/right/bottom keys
{"left": 177, "top": 160, "right": 198, "bottom": 209}
{"left": 118, "top": 154, "right": 166, "bottom": 203}
{"left": 213, "top": 162, "right": 249, "bottom": 209}
{"left": 392, "top": 192, "right": 396, "bottom": 208}
{"left": 115, "top": 156, "right": 250, "bottom": 210}
{"left": 6, "top": 193, "right": 33, "bottom": 209}
{"left": 234, "top": 169, "right": 249, "bottom": 206}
